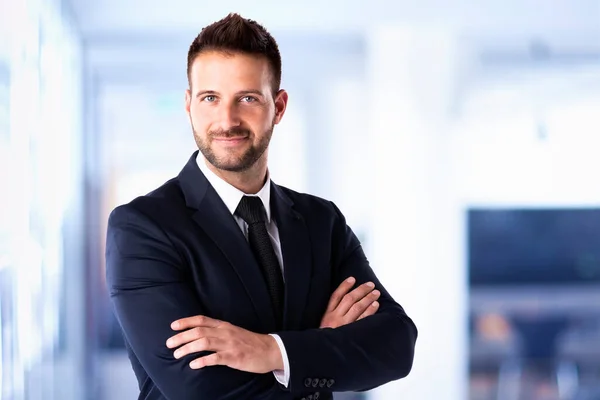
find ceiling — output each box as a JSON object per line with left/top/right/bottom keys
{"left": 66, "top": 0, "right": 600, "bottom": 93}
{"left": 68, "top": 0, "right": 600, "bottom": 38}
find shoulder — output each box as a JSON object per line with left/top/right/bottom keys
{"left": 274, "top": 184, "right": 345, "bottom": 222}
{"left": 108, "top": 177, "right": 186, "bottom": 227}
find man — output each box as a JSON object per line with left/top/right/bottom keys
{"left": 105, "top": 13, "right": 417, "bottom": 400}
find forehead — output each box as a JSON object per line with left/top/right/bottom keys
{"left": 189, "top": 51, "right": 272, "bottom": 90}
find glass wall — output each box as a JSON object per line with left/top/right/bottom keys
{"left": 0, "top": 0, "right": 85, "bottom": 399}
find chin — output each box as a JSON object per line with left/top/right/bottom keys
{"left": 210, "top": 156, "right": 250, "bottom": 172}
{"left": 216, "top": 163, "right": 251, "bottom": 173}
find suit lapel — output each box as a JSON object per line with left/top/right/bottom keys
{"left": 271, "top": 183, "right": 313, "bottom": 330}
{"left": 178, "top": 152, "right": 276, "bottom": 332}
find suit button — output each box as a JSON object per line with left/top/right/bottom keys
{"left": 311, "top": 378, "right": 319, "bottom": 387}
{"left": 326, "top": 379, "right": 335, "bottom": 388}
{"left": 314, "top": 393, "right": 320, "bottom": 400}
{"left": 304, "top": 378, "right": 312, "bottom": 388}
{"left": 319, "top": 378, "right": 327, "bottom": 387}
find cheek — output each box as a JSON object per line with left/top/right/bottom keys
{"left": 248, "top": 108, "right": 274, "bottom": 127}
{"left": 190, "top": 105, "right": 205, "bottom": 119}
{"left": 190, "top": 109, "right": 211, "bottom": 130}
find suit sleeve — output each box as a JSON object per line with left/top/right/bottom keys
{"left": 275, "top": 202, "right": 418, "bottom": 395}
{"left": 105, "top": 204, "right": 287, "bottom": 400}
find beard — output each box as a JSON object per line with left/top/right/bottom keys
{"left": 192, "top": 123, "right": 273, "bottom": 172}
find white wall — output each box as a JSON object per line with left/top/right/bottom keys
{"left": 366, "top": 26, "right": 467, "bottom": 400}
{"left": 454, "top": 74, "right": 600, "bottom": 207}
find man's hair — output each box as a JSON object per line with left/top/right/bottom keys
{"left": 187, "top": 13, "right": 282, "bottom": 94}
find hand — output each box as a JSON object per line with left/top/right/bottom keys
{"left": 320, "top": 277, "right": 380, "bottom": 329}
{"left": 166, "top": 316, "right": 283, "bottom": 373}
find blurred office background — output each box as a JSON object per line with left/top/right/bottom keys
{"left": 2, "top": 0, "right": 600, "bottom": 399}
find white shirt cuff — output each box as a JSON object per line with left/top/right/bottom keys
{"left": 269, "top": 333, "right": 290, "bottom": 387}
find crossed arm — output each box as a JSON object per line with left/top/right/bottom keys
{"left": 106, "top": 204, "right": 417, "bottom": 399}
{"left": 166, "top": 276, "right": 380, "bottom": 377}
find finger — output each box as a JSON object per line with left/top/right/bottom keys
{"left": 326, "top": 277, "right": 356, "bottom": 312}
{"left": 337, "top": 282, "right": 376, "bottom": 315}
{"left": 357, "top": 301, "right": 380, "bottom": 321}
{"left": 171, "top": 315, "right": 223, "bottom": 331}
{"left": 174, "top": 336, "right": 227, "bottom": 359}
{"left": 166, "top": 326, "right": 219, "bottom": 348}
{"left": 345, "top": 289, "right": 380, "bottom": 321}
{"left": 190, "top": 351, "right": 226, "bottom": 369}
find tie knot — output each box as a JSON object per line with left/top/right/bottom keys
{"left": 235, "top": 196, "right": 266, "bottom": 225}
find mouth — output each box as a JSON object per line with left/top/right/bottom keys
{"left": 213, "top": 136, "right": 248, "bottom": 146}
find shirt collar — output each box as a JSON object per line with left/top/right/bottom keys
{"left": 196, "top": 153, "right": 272, "bottom": 222}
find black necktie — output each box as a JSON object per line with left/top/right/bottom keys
{"left": 235, "top": 195, "right": 284, "bottom": 327}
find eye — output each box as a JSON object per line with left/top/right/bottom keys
{"left": 202, "top": 95, "right": 217, "bottom": 102}
{"left": 241, "top": 96, "right": 257, "bottom": 103}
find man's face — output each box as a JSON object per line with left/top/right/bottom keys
{"left": 185, "top": 51, "right": 287, "bottom": 172}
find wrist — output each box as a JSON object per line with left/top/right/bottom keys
{"left": 266, "top": 334, "right": 284, "bottom": 371}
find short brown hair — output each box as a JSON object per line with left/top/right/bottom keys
{"left": 187, "top": 13, "right": 282, "bottom": 93}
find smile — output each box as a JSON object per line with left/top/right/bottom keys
{"left": 213, "top": 137, "right": 248, "bottom": 146}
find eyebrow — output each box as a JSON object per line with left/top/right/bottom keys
{"left": 195, "top": 90, "right": 265, "bottom": 98}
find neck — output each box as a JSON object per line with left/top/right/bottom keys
{"left": 205, "top": 156, "right": 268, "bottom": 194}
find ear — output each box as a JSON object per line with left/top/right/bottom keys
{"left": 273, "top": 89, "right": 288, "bottom": 125}
{"left": 185, "top": 89, "right": 192, "bottom": 115}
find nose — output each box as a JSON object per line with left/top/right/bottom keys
{"left": 216, "top": 103, "right": 241, "bottom": 130}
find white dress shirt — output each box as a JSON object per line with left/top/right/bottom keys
{"left": 196, "top": 154, "right": 290, "bottom": 387}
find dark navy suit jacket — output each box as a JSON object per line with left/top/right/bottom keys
{"left": 105, "top": 151, "right": 417, "bottom": 400}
